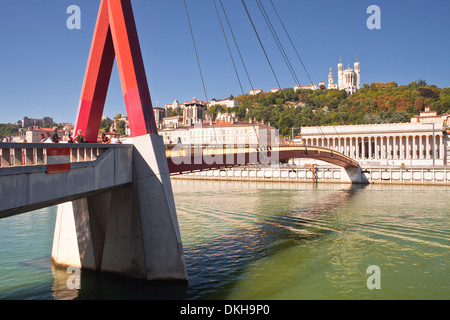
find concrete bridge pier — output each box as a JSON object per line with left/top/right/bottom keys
{"left": 52, "top": 134, "right": 188, "bottom": 282}
{"left": 341, "top": 166, "right": 368, "bottom": 184}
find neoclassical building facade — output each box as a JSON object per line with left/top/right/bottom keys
{"left": 296, "top": 123, "right": 448, "bottom": 166}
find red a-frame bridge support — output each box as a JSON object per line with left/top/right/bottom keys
{"left": 52, "top": 0, "right": 188, "bottom": 282}
{"left": 74, "top": 0, "right": 158, "bottom": 142}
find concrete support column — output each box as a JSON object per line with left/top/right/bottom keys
{"left": 52, "top": 135, "right": 188, "bottom": 282}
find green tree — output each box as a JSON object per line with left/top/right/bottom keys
{"left": 115, "top": 120, "right": 126, "bottom": 136}
{"left": 100, "top": 118, "right": 113, "bottom": 134}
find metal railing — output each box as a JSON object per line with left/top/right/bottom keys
{"left": 0, "top": 143, "right": 131, "bottom": 168}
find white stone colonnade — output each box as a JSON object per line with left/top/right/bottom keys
{"left": 299, "top": 123, "right": 447, "bottom": 166}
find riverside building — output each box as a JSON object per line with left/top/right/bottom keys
{"left": 296, "top": 122, "right": 448, "bottom": 167}
{"left": 160, "top": 119, "right": 278, "bottom": 146}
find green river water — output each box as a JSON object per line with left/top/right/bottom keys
{"left": 0, "top": 180, "right": 448, "bottom": 300}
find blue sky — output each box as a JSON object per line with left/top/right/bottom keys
{"left": 0, "top": 0, "right": 449, "bottom": 124}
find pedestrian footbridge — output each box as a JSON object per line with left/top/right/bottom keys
{"left": 165, "top": 143, "right": 359, "bottom": 175}
{"left": 0, "top": 143, "right": 133, "bottom": 220}
{"left": 0, "top": 142, "right": 360, "bottom": 220}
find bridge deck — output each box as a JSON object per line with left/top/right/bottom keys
{"left": 0, "top": 142, "right": 358, "bottom": 219}
{"left": 0, "top": 143, "right": 133, "bottom": 219}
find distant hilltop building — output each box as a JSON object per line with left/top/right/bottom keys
{"left": 208, "top": 98, "right": 239, "bottom": 109}
{"left": 328, "top": 58, "right": 361, "bottom": 95}
{"left": 294, "top": 83, "right": 319, "bottom": 91}
{"left": 411, "top": 106, "right": 450, "bottom": 125}
{"left": 249, "top": 89, "right": 263, "bottom": 95}
{"left": 19, "top": 116, "right": 54, "bottom": 128}
{"left": 183, "top": 97, "right": 206, "bottom": 126}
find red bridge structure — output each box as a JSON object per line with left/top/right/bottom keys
{"left": 0, "top": 0, "right": 361, "bottom": 283}
{"left": 165, "top": 143, "right": 359, "bottom": 175}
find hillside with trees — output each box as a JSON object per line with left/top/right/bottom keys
{"left": 222, "top": 80, "right": 450, "bottom": 137}
{"left": 0, "top": 124, "right": 20, "bottom": 140}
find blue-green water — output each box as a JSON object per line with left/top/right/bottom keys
{"left": 0, "top": 180, "right": 448, "bottom": 300}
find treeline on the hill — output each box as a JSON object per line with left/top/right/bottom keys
{"left": 217, "top": 80, "right": 450, "bottom": 137}
{"left": 0, "top": 124, "right": 20, "bottom": 140}
{"left": 0, "top": 122, "right": 64, "bottom": 140}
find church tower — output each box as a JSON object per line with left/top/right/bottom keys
{"left": 354, "top": 59, "right": 361, "bottom": 90}
{"left": 336, "top": 57, "right": 360, "bottom": 94}
{"left": 328, "top": 68, "right": 333, "bottom": 85}
{"left": 338, "top": 58, "right": 344, "bottom": 90}
{"left": 328, "top": 68, "right": 338, "bottom": 90}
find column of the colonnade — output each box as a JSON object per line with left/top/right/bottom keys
{"left": 393, "top": 136, "right": 397, "bottom": 160}
{"left": 400, "top": 136, "right": 405, "bottom": 160}
{"left": 412, "top": 136, "right": 417, "bottom": 160}
{"left": 356, "top": 137, "right": 360, "bottom": 160}
{"left": 361, "top": 137, "right": 365, "bottom": 160}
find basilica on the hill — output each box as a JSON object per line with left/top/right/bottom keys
{"left": 328, "top": 58, "right": 360, "bottom": 95}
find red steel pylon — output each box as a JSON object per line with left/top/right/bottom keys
{"left": 74, "top": 0, "right": 158, "bottom": 142}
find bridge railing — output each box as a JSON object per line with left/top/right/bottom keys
{"left": 0, "top": 143, "right": 130, "bottom": 168}
{"left": 165, "top": 143, "right": 265, "bottom": 158}
{"left": 165, "top": 142, "right": 359, "bottom": 170}
{"left": 165, "top": 143, "right": 343, "bottom": 157}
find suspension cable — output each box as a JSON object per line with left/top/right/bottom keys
{"left": 183, "top": 0, "right": 221, "bottom": 145}
{"left": 218, "top": 0, "right": 255, "bottom": 95}
{"left": 268, "top": 0, "right": 314, "bottom": 87}
{"left": 255, "top": 0, "right": 299, "bottom": 87}
{"left": 241, "top": 0, "right": 285, "bottom": 100}
{"left": 213, "top": 0, "right": 260, "bottom": 147}
{"left": 212, "top": 0, "right": 246, "bottom": 105}
{"left": 183, "top": 0, "right": 209, "bottom": 103}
